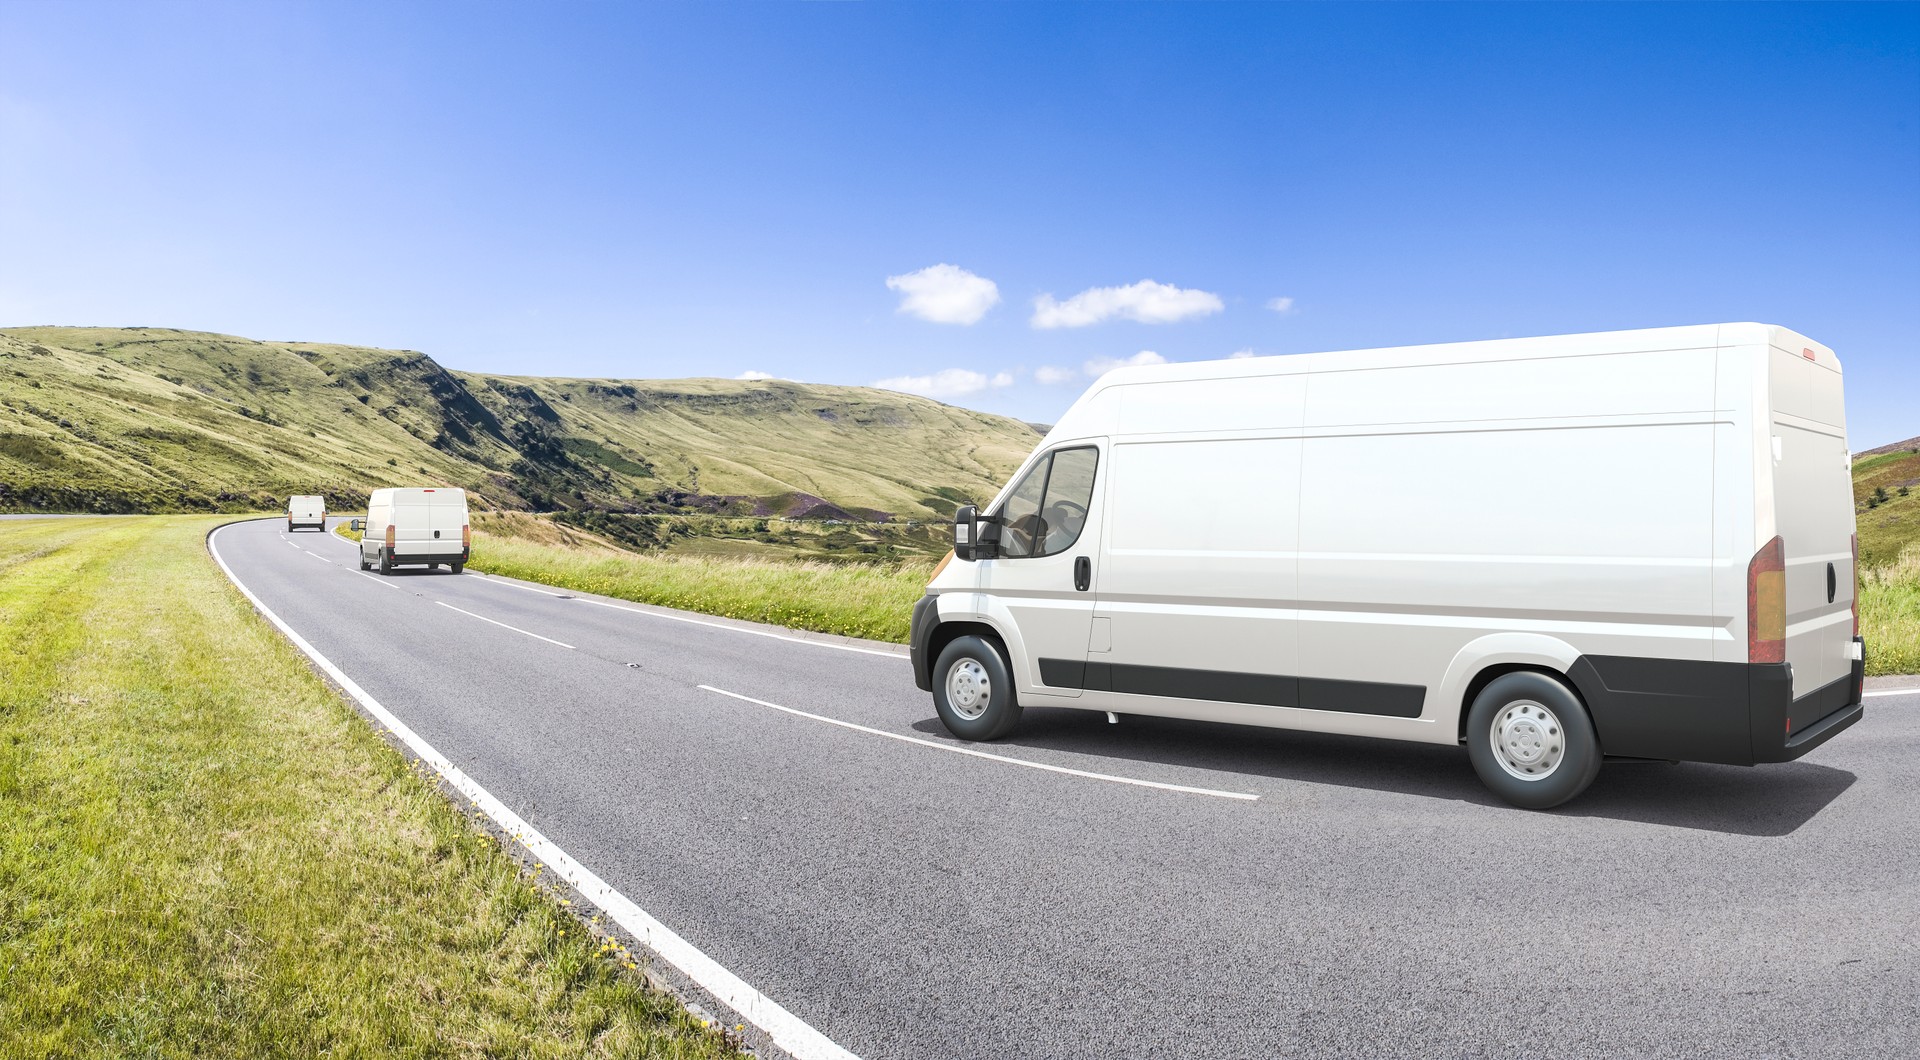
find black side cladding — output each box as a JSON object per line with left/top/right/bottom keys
{"left": 1038, "top": 658, "right": 1425, "bottom": 718}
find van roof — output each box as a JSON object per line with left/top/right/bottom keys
{"left": 367, "top": 487, "right": 468, "bottom": 501}
{"left": 1040, "top": 323, "right": 1835, "bottom": 447}
{"left": 1087, "top": 323, "right": 1830, "bottom": 395}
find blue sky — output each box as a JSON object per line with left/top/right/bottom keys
{"left": 2, "top": 2, "right": 1916, "bottom": 446}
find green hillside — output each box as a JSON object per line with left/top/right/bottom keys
{"left": 0, "top": 326, "right": 1040, "bottom": 519}
{"left": 1855, "top": 437, "right": 1920, "bottom": 569}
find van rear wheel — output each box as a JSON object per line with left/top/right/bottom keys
{"left": 1466, "top": 672, "right": 1601, "bottom": 809}
{"left": 932, "top": 635, "right": 1022, "bottom": 741}
{"left": 378, "top": 550, "right": 392, "bottom": 575}
{"left": 450, "top": 561, "right": 464, "bottom": 574}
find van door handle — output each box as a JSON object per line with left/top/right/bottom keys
{"left": 1827, "top": 562, "right": 1836, "bottom": 604}
{"left": 1074, "top": 556, "right": 1091, "bottom": 592}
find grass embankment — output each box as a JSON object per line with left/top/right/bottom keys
{"left": 468, "top": 531, "right": 934, "bottom": 643}
{"left": 0, "top": 516, "right": 742, "bottom": 1059}
{"left": 1861, "top": 545, "right": 1920, "bottom": 676}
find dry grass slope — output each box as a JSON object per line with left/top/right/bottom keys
{"left": 0, "top": 326, "right": 1038, "bottom": 520}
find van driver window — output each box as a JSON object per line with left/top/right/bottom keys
{"left": 994, "top": 446, "right": 1098, "bottom": 558}
{"left": 1039, "top": 447, "right": 1097, "bottom": 555}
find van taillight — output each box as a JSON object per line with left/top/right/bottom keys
{"left": 462, "top": 523, "right": 471, "bottom": 549}
{"left": 384, "top": 524, "right": 396, "bottom": 550}
{"left": 1851, "top": 533, "right": 1859, "bottom": 638}
{"left": 1748, "top": 536, "right": 1786, "bottom": 664}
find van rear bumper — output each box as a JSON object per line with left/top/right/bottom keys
{"left": 1567, "top": 638, "right": 1866, "bottom": 766}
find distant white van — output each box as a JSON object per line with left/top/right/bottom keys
{"left": 286, "top": 494, "right": 327, "bottom": 532}
{"left": 911, "top": 324, "right": 1865, "bottom": 808}
{"left": 360, "top": 487, "right": 470, "bottom": 575}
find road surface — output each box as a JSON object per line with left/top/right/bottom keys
{"left": 212, "top": 517, "right": 1920, "bottom": 1060}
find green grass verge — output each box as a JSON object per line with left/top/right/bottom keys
{"left": 0, "top": 516, "right": 744, "bottom": 1059}
{"left": 1862, "top": 543, "right": 1920, "bottom": 677}
{"left": 468, "top": 531, "right": 935, "bottom": 643}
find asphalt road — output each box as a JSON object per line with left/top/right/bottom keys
{"left": 214, "top": 517, "right": 1920, "bottom": 1060}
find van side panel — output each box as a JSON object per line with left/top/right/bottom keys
{"left": 1093, "top": 436, "right": 1301, "bottom": 710}
{"left": 1295, "top": 347, "right": 1718, "bottom": 727}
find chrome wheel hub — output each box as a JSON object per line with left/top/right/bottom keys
{"left": 1491, "top": 700, "right": 1565, "bottom": 781}
{"left": 945, "top": 659, "right": 991, "bottom": 720}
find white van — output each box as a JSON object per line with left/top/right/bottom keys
{"left": 911, "top": 324, "right": 1865, "bottom": 808}
{"left": 287, "top": 494, "right": 327, "bottom": 532}
{"left": 360, "top": 487, "right": 470, "bottom": 575}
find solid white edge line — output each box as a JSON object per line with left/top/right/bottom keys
{"left": 466, "top": 573, "right": 568, "bottom": 598}
{"left": 207, "top": 521, "right": 862, "bottom": 1060}
{"left": 1863, "top": 688, "right": 1918, "bottom": 699}
{"left": 696, "top": 684, "right": 1260, "bottom": 802}
{"left": 434, "top": 601, "right": 577, "bottom": 650}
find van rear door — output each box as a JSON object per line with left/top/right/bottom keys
{"left": 1768, "top": 344, "right": 1855, "bottom": 702}
{"left": 427, "top": 492, "right": 466, "bottom": 549}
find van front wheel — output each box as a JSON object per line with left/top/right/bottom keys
{"left": 932, "top": 635, "right": 1022, "bottom": 741}
{"left": 1466, "top": 672, "right": 1601, "bottom": 809}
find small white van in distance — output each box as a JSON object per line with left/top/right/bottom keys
{"left": 360, "top": 487, "right": 470, "bottom": 575}
{"left": 910, "top": 323, "right": 1865, "bottom": 808}
{"left": 286, "top": 494, "right": 327, "bottom": 532}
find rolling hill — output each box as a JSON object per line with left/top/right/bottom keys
{"left": 1854, "top": 437, "right": 1920, "bottom": 569}
{"left": 0, "top": 326, "right": 1041, "bottom": 519}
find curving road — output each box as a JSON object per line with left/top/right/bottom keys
{"left": 212, "top": 517, "right": 1920, "bottom": 1060}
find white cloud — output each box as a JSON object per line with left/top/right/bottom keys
{"left": 885, "top": 264, "right": 1001, "bottom": 325}
{"left": 1034, "top": 365, "right": 1079, "bottom": 385}
{"left": 872, "top": 367, "right": 1017, "bottom": 399}
{"left": 735, "top": 370, "right": 776, "bottom": 380}
{"left": 1031, "top": 280, "right": 1224, "bottom": 328}
{"left": 1266, "top": 296, "right": 1296, "bottom": 314}
{"left": 1229, "top": 349, "right": 1257, "bottom": 359}
{"left": 1082, "top": 350, "right": 1167, "bottom": 377}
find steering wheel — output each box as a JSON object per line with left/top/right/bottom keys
{"left": 1046, "top": 499, "right": 1088, "bottom": 524}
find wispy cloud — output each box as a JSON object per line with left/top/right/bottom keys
{"left": 1032, "top": 280, "right": 1223, "bottom": 328}
{"left": 1229, "top": 349, "right": 1257, "bottom": 359}
{"left": 735, "top": 370, "right": 777, "bottom": 380}
{"left": 872, "top": 367, "right": 1017, "bottom": 399}
{"left": 1265, "top": 296, "right": 1296, "bottom": 314}
{"left": 1083, "top": 350, "right": 1167, "bottom": 376}
{"left": 885, "top": 264, "right": 1001, "bottom": 325}
{"left": 1034, "top": 365, "right": 1079, "bottom": 385}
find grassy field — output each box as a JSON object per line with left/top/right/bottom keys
{"left": 0, "top": 326, "right": 1035, "bottom": 519}
{"left": 0, "top": 516, "right": 743, "bottom": 1059}
{"left": 467, "top": 531, "right": 936, "bottom": 643}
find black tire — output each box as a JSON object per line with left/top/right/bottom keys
{"left": 450, "top": 561, "right": 464, "bottom": 574}
{"left": 931, "top": 635, "right": 1022, "bottom": 741}
{"left": 1466, "top": 671, "right": 1602, "bottom": 809}
{"left": 378, "top": 549, "right": 392, "bottom": 575}
{"left": 358, "top": 552, "right": 370, "bottom": 571}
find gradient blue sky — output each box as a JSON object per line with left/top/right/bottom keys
{"left": 2, "top": 2, "right": 1915, "bottom": 445}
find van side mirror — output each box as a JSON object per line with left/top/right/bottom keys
{"left": 349, "top": 518, "right": 365, "bottom": 532}
{"left": 953, "top": 506, "right": 976, "bottom": 561}
{"left": 975, "top": 516, "right": 1002, "bottom": 560}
